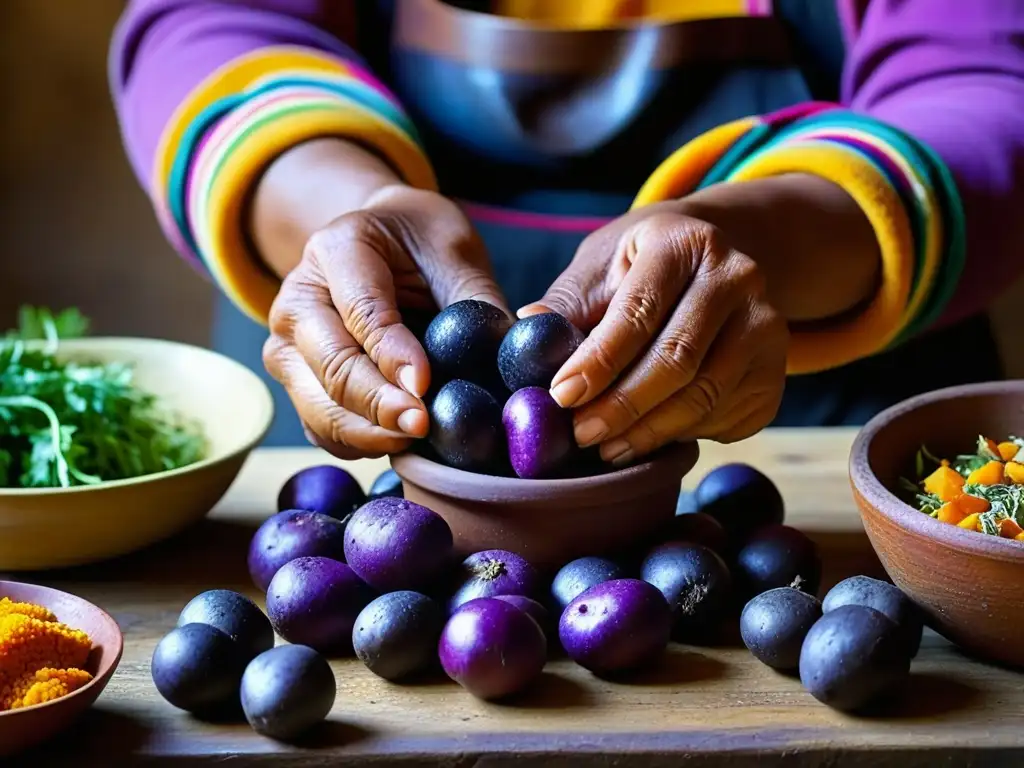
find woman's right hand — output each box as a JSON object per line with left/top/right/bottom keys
{"left": 263, "top": 184, "right": 508, "bottom": 460}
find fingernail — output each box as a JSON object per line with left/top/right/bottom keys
{"left": 551, "top": 375, "right": 587, "bottom": 408}
{"left": 397, "top": 365, "right": 422, "bottom": 397}
{"left": 574, "top": 417, "right": 608, "bottom": 447}
{"left": 397, "top": 409, "right": 424, "bottom": 436}
{"left": 601, "top": 439, "right": 634, "bottom": 466}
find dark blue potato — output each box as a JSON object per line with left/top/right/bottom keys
{"left": 733, "top": 524, "right": 822, "bottom": 600}
{"left": 694, "top": 463, "right": 784, "bottom": 541}
{"left": 822, "top": 575, "right": 924, "bottom": 658}
{"left": 558, "top": 578, "right": 672, "bottom": 675}
{"left": 428, "top": 380, "right": 506, "bottom": 474}
{"left": 423, "top": 299, "right": 512, "bottom": 388}
{"left": 368, "top": 468, "right": 404, "bottom": 499}
{"left": 497, "top": 312, "right": 585, "bottom": 391}
{"left": 502, "top": 387, "right": 576, "bottom": 479}
{"left": 660, "top": 511, "right": 729, "bottom": 555}
{"left": 641, "top": 542, "right": 732, "bottom": 642}
{"left": 176, "top": 589, "right": 274, "bottom": 665}
{"left": 740, "top": 587, "right": 822, "bottom": 672}
{"left": 352, "top": 591, "right": 444, "bottom": 681}
{"left": 247, "top": 510, "right": 349, "bottom": 593}
{"left": 799, "top": 604, "right": 911, "bottom": 712}
{"left": 151, "top": 623, "right": 246, "bottom": 715}
{"left": 265, "top": 556, "right": 373, "bottom": 655}
{"left": 550, "top": 556, "right": 626, "bottom": 613}
{"left": 448, "top": 549, "right": 542, "bottom": 614}
{"left": 343, "top": 497, "right": 454, "bottom": 592}
{"left": 277, "top": 465, "right": 366, "bottom": 521}
{"left": 240, "top": 644, "right": 336, "bottom": 741}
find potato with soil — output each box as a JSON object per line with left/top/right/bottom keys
{"left": 641, "top": 542, "right": 732, "bottom": 641}
{"left": 799, "top": 604, "right": 911, "bottom": 712}
{"left": 177, "top": 589, "right": 274, "bottom": 665}
{"left": 423, "top": 299, "right": 512, "bottom": 389}
{"left": 353, "top": 591, "right": 444, "bottom": 681}
{"left": 428, "top": 380, "right": 507, "bottom": 474}
{"left": 241, "top": 644, "right": 336, "bottom": 741}
{"left": 448, "top": 549, "right": 542, "bottom": 613}
{"left": 822, "top": 575, "right": 924, "bottom": 658}
{"left": 151, "top": 623, "right": 247, "bottom": 716}
{"left": 740, "top": 587, "right": 822, "bottom": 672}
{"left": 497, "top": 312, "right": 584, "bottom": 391}
{"left": 733, "top": 525, "right": 821, "bottom": 600}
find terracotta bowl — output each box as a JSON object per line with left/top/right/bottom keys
{"left": 0, "top": 338, "right": 274, "bottom": 570}
{"left": 391, "top": 441, "right": 699, "bottom": 570}
{"left": 849, "top": 380, "right": 1024, "bottom": 668}
{"left": 0, "top": 581, "right": 123, "bottom": 756}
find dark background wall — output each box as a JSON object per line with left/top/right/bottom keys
{"left": 1, "top": 0, "right": 1020, "bottom": 376}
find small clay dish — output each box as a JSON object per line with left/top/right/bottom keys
{"left": 849, "top": 380, "right": 1024, "bottom": 668}
{"left": 0, "top": 581, "right": 124, "bottom": 756}
{"left": 391, "top": 441, "right": 699, "bottom": 569}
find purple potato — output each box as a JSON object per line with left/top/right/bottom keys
{"left": 439, "top": 597, "right": 547, "bottom": 699}
{"left": 740, "top": 587, "right": 822, "bottom": 672}
{"left": 550, "top": 556, "right": 626, "bottom": 613}
{"left": 822, "top": 575, "right": 923, "bottom": 658}
{"left": 428, "top": 380, "right": 506, "bottom": 474}
{"left": 734, "top": 524, "right": 822, "bottom": 600}
{"left": 343, "top": 497, "right": 453, "bottom": 592}
{"left": 368, "top": 468, "right": 403, "bottom": 500}
{"left": 641, "top": 542, "right": 732, "bottom": 641}
{"left": 151, "top": 623, "right": 246, "bottom": 715}
{"left": 558, "top": 579, "right": 672, "bottom": 675}
{"left": 497, "top": 312, "right": 584, "bottom": 392}
{"left": 449, "top": 549, "right": 542, "bottom": 613}
{"left": 493, "top": 595, "right": 551, "bottom": 635}
{"left": 177, "top": 589, "right": 274, "bottom": 664}
{"left": 352, "top": 591, "right": 443, "bottom": 681}
{"left": 799, "top": 605, "right": 911, "bottom": 712}
{"left": 248, "top": 510, "right": 348, "bottom": 593}
{"left": 694, "top": 463, "right": 784, "bottom": 541}
{"left": 660, "top": 512, "right": 729, "bottom": 554}
{"left": 265, "top": 556, "right": 372, "bottom": 655}
{"left": 240, "top": 644, "right": 336, "bottom": 740}
{"left": 423, "top": 299, "right": 512, "bottom": 388}
{"left": 277, "top": 465, "right": 366, "bottom": 520}
{"left": 502, "top": 387, "right": 576, "bottom": 479}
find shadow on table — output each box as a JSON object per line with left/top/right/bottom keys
{"left": 600, "top": 647, "right": 729, "bottom": 687}
{"left": 27, "top": 708, "right": 153, "bottom": 766}
{"left": 16, "top": 518, "right": 260, "bottom": 590}
{"left": 499, "top": 671, "right": 594, "bottom": 710}
{"left": 867, "top": 672, "right": 982, "bottom": 720}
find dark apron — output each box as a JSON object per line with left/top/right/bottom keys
{"left": 213, "top": 0, "right": 1003, "bottom": 446}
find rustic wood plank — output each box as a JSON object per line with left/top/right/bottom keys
{"left": 13, "top": 429, "right": 1024, "bottom": 766}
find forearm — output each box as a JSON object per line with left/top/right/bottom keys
{"left": 250, "top": 138, "right": 404, "bottom": 279}
{"left": 678, "top": 173, "right": 880, "bottom": 322}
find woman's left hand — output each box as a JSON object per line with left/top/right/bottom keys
{"left": 519, "top": 202, "right": 789, "bottom": 466}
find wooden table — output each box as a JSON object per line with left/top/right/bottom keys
{"left": 17, "top": 429, "right": 1024, "bottom": 766}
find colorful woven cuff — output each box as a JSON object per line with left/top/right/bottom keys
{"left": 632, "top": 106, "right": 965, "bottom": 374}
{"left": 150, "top": 46, "right": 435, "bottom": 324}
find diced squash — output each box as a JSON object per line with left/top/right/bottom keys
{"left": 957, "top": 513, "right": 982, "bottom": 531}
{"left": 997, "top": 441, "right": 1020, "bottom": 461}
{"left": 1016, "top": 532, "right": 1024, "bottom": 542}
{"left": 966, "top": 460, "right": 1004, "bottom": 487}
{"left": 982, "top": 437, "right": 1001, "bottom": 457}
{"left": 998, "top": 518, "right": 1024, "bottom": 539}
{"left": 954, "top": 493, "right": 991, "bottom": 516}
{"left": 936, "top": 502, "right": 967, "bottom": 525}
{"left": 924, "top": 465, "right": 965, "bottom": 501}
{"left": 1005, "top": 462, "right": 1024, "bottom": 485}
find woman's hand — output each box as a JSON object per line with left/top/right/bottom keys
{"left": 520, "top": 201, "right": 789, "bottom": 466}
{"left": 262, "top": 184, "right": 508, "bottom": 460}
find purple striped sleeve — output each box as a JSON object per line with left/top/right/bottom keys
{"left": 109, "top": 0, "right": 359, "bottom": 190}
{"left": 841, "top": 0, "right": 1024, "bottom": 328}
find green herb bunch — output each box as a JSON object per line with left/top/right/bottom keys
{"left": 0, "top": 307, "right": 207, "bottom": 489}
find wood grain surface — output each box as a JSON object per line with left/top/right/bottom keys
{"left": 11, "top": 428, "right": 1024, "bottom": 767}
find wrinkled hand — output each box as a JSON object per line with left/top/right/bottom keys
{"left": 264, "top": 185, "right": 507, "bottom": 459}
{"left": 521, "top": 203, "right": 788, "bottom": 465}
